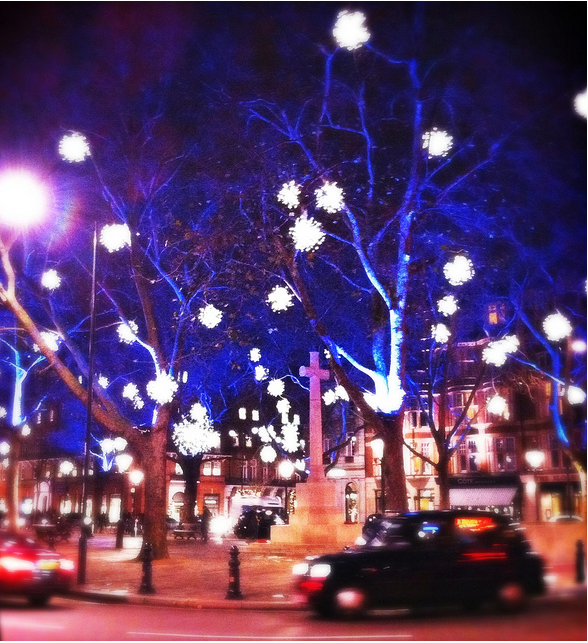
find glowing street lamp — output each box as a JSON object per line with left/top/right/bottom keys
{"left": 371, "top": 438, "right": 385, "bottom": 512}
{"left": 278, "top": 460, "right": 295, "bottom": 523}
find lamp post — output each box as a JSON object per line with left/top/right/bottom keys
{"left": 115, "top": 453, "right": 133, "bottom": 549}
{"left": 525, "top": 448, "right": 545, "bottom": 521}
{"left": 278, "top": 460, "right": 294, "bottom": 523}
{"left": 371, "top": 438, "right": 385, "bottom": 512}
{"left": 129, "top": 469, "right": 144, "bottom": 535}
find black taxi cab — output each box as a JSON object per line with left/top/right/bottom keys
{"left": 292, "top": 510, "right": 545, "bottom": 618}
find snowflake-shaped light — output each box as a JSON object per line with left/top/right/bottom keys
{"left": 98, "top": 375, "right": 109, "bottom": 389}
{"left": 0, "top": 441, "right": 10, "bottom": 455}
{"left": 333, "top": 10, "right": 370, "bottom": 50}
{"left": 290, "top": 214, "right": 325, "bottom": 252}
{"left": 146, "top": 372, "right": 178, "bottom": 405}
{"left": 432, "top": 323, "right": 451, "bottom": 344}
{"left": 574, "top": 89, "right": 587, "bottom": 118}
{"left": 277, "top": 181, "right": 301, "bottom": 210}
{"left": 567, "top": 386, "right": 586, "bottom": 405}
{"left": 100, "top": 438, "right": 116, "bottom": 454}
{"left": 198, "top": 304, "right": 223, "bottom": 329}
{"left": 315, "top": 182, "right": 345, "bottom": 214}
{"left": 59, "top": 132, "right": 91, "bottom": 163}
{"left": 482, "top": 336, "right": 518, "bottom": 367}
{"left": 39, "top": 331, "right": 61, "bottom": 352}
{"left": 422, "top": 128, "right": 453, "bottom": 158}
{"left": 323, "top": 389, "right": 337, "bottom": 406}
{"left": 0, "top": 406, "right": 7, "bottom": 419}
{"left": 281, "top": 423, "right": 300, "bottom": 453}
{"left": 117, "top": 321, "right": 138, "bottom": 344}
{"left": 260, "top": 445, "right": 277, "bottom": 463}
{"left": 487, "top": 395, "right": 509, "bottom": 418}
{"left": 249, "top": 348, "right": 262, "bottom": 363}
{"left": 267, "top": 379, "right": 285, "bottom": 397}
{"left": 267, "top": 285, "right": 294, "bottom": 312}
{"left": 254, "top": 365, "right": 269, "bottom": 381}
{"left": 443, "top": 255, "right": 475, "bottom": 285}
{"left": 437, "top": 294, "right": 458, "bottom": 316}
{"left": 543, "top": 313, "right": 572, "bottom": 342}
{"left": 100, "top": 223, "right": 131, "bottom": 252}
{"left": 41, "top": 269, "right": 61, "bottom": 290}
{"left": 172, "top": 403, "right": 220, "bottom": 456}
{"left": 276, "top": 398, "right": 291, "bottom": 415}
{"left": 122, "top": 383, "right": 139, "bottom": 400}
{"left": 335, "top": 385, "right": 349, "bottom": 401}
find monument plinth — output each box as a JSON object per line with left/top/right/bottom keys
{"left": 271, "top": 352, "right": 361, "bottom": 548}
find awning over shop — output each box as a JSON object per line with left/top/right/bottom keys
{"left": 450, "top": 486, "right": 518, "bottom": 507}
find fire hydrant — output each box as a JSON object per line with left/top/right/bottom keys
{"left": 226, "top": 545, "right": 243, "bottom": 599}
{"left": 139, "top": 542, "right": 156, "bottom": 594}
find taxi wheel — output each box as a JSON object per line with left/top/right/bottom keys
{"left": 332, "top": 586, "right": 368, "bottom": 619}
{"left": 29, "top": 594, "right": 51, "bottom": 607}
{"left": 496, "top": 581, "right": 526, "bottom": 612}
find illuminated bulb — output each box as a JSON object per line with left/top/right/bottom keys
{"left": 0, "top": 441, "right": 10, "bottom": 455}
{"left": 254, "top": 365, "right": 269, "bottom": 381}
{"left": 59, "top": 132, "right": 91, "bottom": 162}
{"left": 572, "top": 340, "right": 587, "bottom": 353}
{"left": 276, "top": 398, "right": 291, "bottom": 414}
{"left": 290, "top": 214, "right": 325, "bottom": 252}
{"left": 277, "top": 181, "right": 301, "bottom": 209}
{"left": 574, "top": 89, "right": 587, "bottom": 118}
{"left": 335, "top": 385, "right": 349, "bottom": 401}
{"left": 437, "top": 295, "right": 458, "bottom": 316}
{"left": 249, "top": 348, "right": 261, "bottom": 363}
{"left": 117, "top": 321, "right": 138, "bottom": 344}
{"left": 122, "top": 383, "right": 139, "bottom": 400}
{"left": 567, "top": 386, "right": 586, "bottom": 405}
{"left": 100, "top": 223, "right": 131, "bottom": 252}
{"left": 267, "top": 285, "right": 294, "bottom": 312}
{"left": 260, "top": 445, "right": 277, "bottom": 463}
{"left": 21, "top": 424, "right": 31, "bottom": 437}
{"left": 41, "top": 269, "right": 61, "bottom": 290}
{"left": 333, "top": 10, "right": 370, "bottom": 50}
{"left": 0, "top": 170, "right": 49, "bottom": 228}
{"left": 315, "top": 182, "right": 345, "bottom": 214}
{"left": 432, "top": 323, "right": 451, "bottom": 344}
{"left": 39, "top": 331, "right": 61, "bottom": 352}
{"left": 443, "top": 255, "right": 475, "bottom": 285}
{"left": 98, "top": 375, "right": 109, "bottom": 388}
{"left": 422, "top": 128, "right": 453, "bottom": 158}
{"left": 198, "top": 304, "right": 223, "bottom": 329}
{"left": 267, "top": 379, "right": 285, "bottom": 397}
{"left": 487, "top": 395, "right": 509, "bottom": 418}
{"left": 543, "top": 313, "right": 572, "bottom": 342}
{"left": 146, "top": 372, "right": 178, "bottom": 404}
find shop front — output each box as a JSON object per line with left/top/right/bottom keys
{"left": 449, "top": 475, "right": 521, "bottom": 519}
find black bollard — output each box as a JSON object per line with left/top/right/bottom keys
{"left": 138, "top": 542, "right": 156, "bottom": 594}
{"left": 226, "top": 545, "right": 243, "bottom": 599}
{"left": 575, "top": 540, "right": 585, "bottom": 584}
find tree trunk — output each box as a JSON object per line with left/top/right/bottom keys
{"left": 437, "top": 455, "right": 450, "bottom": 509}
{"left": 6, "top": 436, "right": 20, "bottom": 530}
{"left": 380, "top": 414, "right": 408, "bottom": 513}
{"left": 178, "top": 454, "right": 202, "bottom": 523}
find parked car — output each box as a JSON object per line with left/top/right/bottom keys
{"left": 0, "top": 531, "right": 75, "bottom": 605}
{"left": 234, "top": 506, "right": 285, "bottom": 540}
{"left": 293, "top": 510, "right": 545, "bottom": 618}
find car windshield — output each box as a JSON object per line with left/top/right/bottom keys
{"left": 361, "top": 517, "right": 415, "bottom": 547}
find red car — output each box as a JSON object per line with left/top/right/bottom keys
{"left": 0, "top": 531, "right": 75, "bottom": 605}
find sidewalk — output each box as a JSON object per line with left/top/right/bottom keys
{"left": 46, "top": 532, "right": 585, "bottom": 611}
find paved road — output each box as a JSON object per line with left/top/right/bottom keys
{"left": 0, "top": 590, "right": 585, "bottom": 641}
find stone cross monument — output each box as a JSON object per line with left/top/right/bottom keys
{"left": 299, "top": 351, "right": 330, "bottom": 479}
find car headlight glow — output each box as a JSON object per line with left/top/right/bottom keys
{"left": 309, "top": 563, "right": 332, "bottom": 578}
{"left": 60, "top": 558, "right": 75, "bottom": 571}
{"left": 292, "top": 562, "right": 309, "bottom": 576}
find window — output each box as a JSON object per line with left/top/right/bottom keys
{"left": 494, "top": 437, "right": 516, "bottom": 472}
{"left": 487, "top": 302, "right": 507, "bottom": 326}
{"left": 202, "top": 460, "right": 221, "bottom": 476}
{"left": 345, "top": 483, "right": 359, "bottom": 523}
{"left": 458, "top": 440, "right": 479, "bottom": 473}
{"left": 550, "top": 435, "right": 561, "bottom": 468}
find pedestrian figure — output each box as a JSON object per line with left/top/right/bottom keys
{"left": 201, "top": 506, "right": 212, "bottom": 542}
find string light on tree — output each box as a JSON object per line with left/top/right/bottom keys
{"left": 280, "top": 423, "right": 300, "bottom": 453}
{"left": 315, "top": 182, "right": 345, "bottom": 214}
{"left": 277, "top": 181, "right": 301, "bottom": 210}
{"left": 443, "top": 255, "right": 475, "bottom": 285}
{"left": 122, "top": 382, "right": 144, "bottom": 409}
{"left": 254, "top": 365, "right": 269, "bottom": 381}
{"left": 37, "top": 331, "right": 61, "bottom": 352}
{"left": 249, "top": 348, "right": 261, "bottom": 363}
{"left": 146, "top": 371, "right": 178, "bottom": 405}
{"left": 58, "top": 132, "right": 91, "bottom": 163}
{"left": 276, "top": 398, "right": 291, "bottom": 415}
{"left": 267, "top": 285, "right": 294, "bottom": 312}
{"left": 198, "top": 304, "right": 223, "bottom": 329}
{"left": 567, "top": 386, "right": 586, "bottom": 405}
{"left": 432, "top": 323, "right": 451, "bottom": 344}
{"left": 290, "top": 214, "right": 325, "bottom": 252}
{"left": 41, "top": 269, "right": 61, "bottom": 290}
{"left": 437, "top": 294, "right": 458, "bottom": 316}
{"left": 98, "top": 375, "right": 109, "bottom": 389}
{"left": 422, "top": 128, "right": 453, "bottom": 158}
{"left": 482, "top": 335, "right": 519, "bottom": 366}
{"left": 172, "top": 402, "right": 220, "bottom": 456}
{"left": 117, "top": 321, "right": 138, "bottom": 344}
{"left": 333, "top": 10, "right": 370, "bottom": 50}
{"left": 543, "top": 312, "right": 572, "bottom": 342}
{"left": 487, "top": 394, "right": 509, "bottom": 418}
{"left": 267, "top": 379, "right": 285, "bottom": 397}
{"left": 100, "top": 223, "right": 131, "bottom": 252}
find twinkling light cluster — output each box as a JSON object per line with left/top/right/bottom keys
{"left": 443, "top": 255, "right": 475, "bottom": 285}
{"left": 118, "top": 321, "right": 138, "bottom": 344}
{"left": 290, "top": 215, "right": 325, "bottom": 252}
{"left": 59, "top": 132, "right": 91, "bottom": 163}
{"left": 39, "top": 331, "right": 61, "bottom": 352}
{"left": 437, "top": 294, "right": 458, "bottom": 316}
{"left": 41, "top": 269, "right": 61, "bottom": 290}
{"left": 567, "top": 386, "right": 586, "bottom": 405}
{"left": 255, "top": 365, "right": 269, "bottom": 381}
{"left": 482, "top": 335, "right": 519, "bottom": 366}
{"left": 198, "top": 304, "right": 223, "bottom": 329}
{"left": 276, "top": 398, "right": 291, "bottom": 415}
{"left": 122, "top": 382, "right": 144, "bottom": 409}
{"left": 323, "top": 385, "right": 349, "bottom": 405}
{"left": 267, "top": 379, "right": 285, "bottom": 397}
{"left": 422, "top": 128, "right": 453, "bottom": 158}
{"left": 249, "top": 348, "right": 261, "bottom": 363}
{"left": 315, "top": 182, "right": 345, "bottom": 214}
{"left": 172, "top": 402, "right": 220, "bottom": 456}
{"left": 267, "top": 285, "right": 294, "bottom": 312}
{"left": 100, "top": 223, "right": 131, "bottom": 252}
{"left": 277, "top": 181, "right": 301, "bottom": 210}
{"left": 333, "top": 10, "right": 370, "bottom": 50}
{"left": 279, "top": 423, "right": 300, "bottom": 453}
{"left": 574, "top": 89, "right": 587, "bottom": 118}
{"left": 543, "top": 313, "right": 572, "bottom": 342}
{"left": 431, "top": 323, "right": 451, "bottom": 344}
{"left": 487, "top": 394, "right": 509, "bottom": 418}
{"left": 146, "top": 372, "right": 178, "bottom": 405}
{"left": 98, "top": 375, "right": 109, "bottom": 389}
